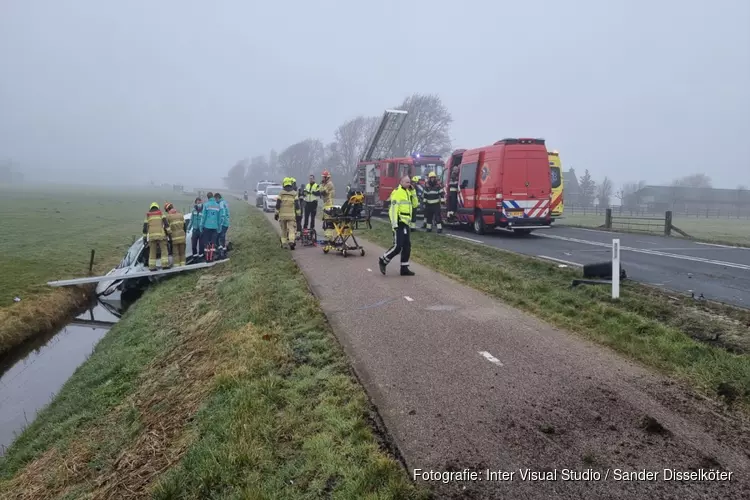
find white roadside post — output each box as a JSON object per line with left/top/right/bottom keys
{"left": 612, "top": 238, "right": 620, "bottom": 299}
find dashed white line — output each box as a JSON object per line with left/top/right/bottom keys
{"left": 479, "top": 351, "right": 503, "bottom": 366}
{"left": 447, "top": 234, "right": 484, "bottom": 245}
{"left": 695, "top": 241, "right": 749, "bottom": 250}
{"left": 404, "top": 296, "right": 414, "bottom": 302}
{"left": 367, "top": 268, "right": 372, "bottom": 272}
{"left": 537, "top": 255, "right": 584, "bottom": 267}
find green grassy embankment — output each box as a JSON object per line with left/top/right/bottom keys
{"left": 365, "top": 222, "right": 750, "bottom": 411}
{"left": 0, "top": 204, "right": 426, "bottom": 500}
{"left": 557, "top": 212, "right": 750, "bottom": 247}
{"left": 0, "top": 185, "right": 194, "bottom": 355}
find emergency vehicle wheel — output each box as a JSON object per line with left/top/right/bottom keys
{"left": 360, "top": 248, "right": 365, "bottom": 256}
{"left": 473, "top": 211, "right": 486, "bottom": 235}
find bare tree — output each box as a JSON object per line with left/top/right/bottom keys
{"left": 578, "top": 169, "right": 597, "bottom": 208}
{"left": 390, "top": 93, "right": 452, "bottom": 157}
{"left": 277, "top": 139, "right": 325, "bottom": 181}
{"left": 671, "top": 173, "right": 712, "bottom": 188}
{"left": 223, "top": 159, "right": 247, "bottom": 190}
{"left": 596, "top": 176, "right": 614, "bottom": 207}
{"left": 616, "top": 180, "right": 647, "bottom": 209}
{"left": 334, "top": 116, "right": 378, "bottom": 179}
{"left": 245, "top": 155, "right": 270, "bottom": 187}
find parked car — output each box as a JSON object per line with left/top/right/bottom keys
{"left": 263, "top": 185, "right": 283, "bottom": 212}
{"left": 255, "top": 181, "right": 276, "bottom": 207}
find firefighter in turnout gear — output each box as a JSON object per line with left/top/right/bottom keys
{"left": 378, "top": 176, "right": 415, "bottom": 276}
{"left": 407, "top": 176, "right": 420, "bottom": 230}
{"left": 422, "top": 171, "right": 445, "bottom": 233}
{"left": 319, "top": 170, "right": 335, "bottom": 243}
{"left": 275, "top": 177, "right": 300, "bottom": 249}
{"left": 302, "top": 174, "right": 320, "bottom": 230}
{"left": 142, "top": 202, "right": 171, "bottom": 271}
{"left": 447, "top": 166, "right": 459, "bottom": 219}
{"left": 164, "top": 202, "right": 187, "bottom": 267}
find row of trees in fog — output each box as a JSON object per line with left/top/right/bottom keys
{"left": 223, "top": 93, "right": 453, "bottom": 193}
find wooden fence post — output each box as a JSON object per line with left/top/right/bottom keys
{"left": 605, "top": 208, "right": 612, "bottom": 229}
{"left": 664, "top": 211, "right": 672, "bottom": 236}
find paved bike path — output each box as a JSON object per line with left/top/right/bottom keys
{"left": 262, "top": 211, "right": 749, "bottom": 500}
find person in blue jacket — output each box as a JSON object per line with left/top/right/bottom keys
{"left": 200, "top": 192, "right": 221, "bottom": 261}
{"left": 188, "top": 197, "right": 204, "bottom": 259}
{"left": 215, "top": 192, "right": 230, "bottom": 259}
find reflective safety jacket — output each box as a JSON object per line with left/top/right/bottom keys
{"left": 143, "top": 209, "right": 170, "bottom": 240}
{"left": 219, "top": 199, "right": 230, "bottom": 228}
{"left": 448, "top": 175, "right": 459, "bottom": 193}
{"left": 201, "top": 198, "right": 221, "bottom": 230}
{"left": 303, "top": 182, "right": 320, "bottom": 203}
{"left": 166, "top": 209, "right": 187, "bottom": 244}
{"left": 189, "top": 205, "right": 203, "bottom": 232}
{"left": 319, "top": 180, "right": 335, "bottom": 208}
{"left": 423, "top": 181, "right": 445, "bottom": 205}
{"left": 275, "top": 187, "right": 300, "bottom": 220}
{"left": 388, "top": 186, "right": 413, "bottom": 227}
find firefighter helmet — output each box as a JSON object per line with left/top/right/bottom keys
{"left": 428, "top": 171, "right": 437, "bottom": 178}
{"left": 149, "top": 202, "right": 159, "bottom": 211}
{"left": 282, "top": 177, "right": 293, "bottom": 187}
{"left": 411, "top": 176, "right": 420, "bottom": 183}
{"left": 322, "top": 170, "right": 330, "bottom": 178}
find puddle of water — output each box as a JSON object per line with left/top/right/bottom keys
{"left": 0, "top": 300, "right": 123, "bottom": 455}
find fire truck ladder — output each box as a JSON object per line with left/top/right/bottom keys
{"left": 360, "top": 109, "right": 408, "bottom": 162}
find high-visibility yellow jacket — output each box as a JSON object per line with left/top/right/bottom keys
{"left": 275, "top": 188, "right": 300, "bottom": 220}
{"left": 389, "top": 185, "right": 413, "bottom": 227}
{"left": 303, "top": 182, "right": 320, "bottom": 203}
{"left": 143, "top": 209, "right": 170, "bottom": 240}
{"left": 166, "top": 209, "right": 186, "bottom": 243}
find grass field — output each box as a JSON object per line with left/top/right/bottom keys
{"left": 0, "top": 204, "right": 425, "bottom": 499}
{"left": 365, "top": 223, "right": 750, "bottom": 411}
{"left": 557, "top": 212, "right": 750, "bottom": 246}
{"left": 0, "top": 185, "right": 194, "bottom": 354}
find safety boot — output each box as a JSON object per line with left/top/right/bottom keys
{"left": 378, "top": 257, "right": 387, "bottom": 275}
{"left": 289, "top": 242, "right": 296, "bottom": 250}
{"left": 400, "top": 266, "right": 415, "bottom": 276}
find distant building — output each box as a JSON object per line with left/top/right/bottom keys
{"left": 634, "top": 185, "right": 750, "bottom": 214}
{"left": 563, "top": 168, "right": 580, "bottom": 205}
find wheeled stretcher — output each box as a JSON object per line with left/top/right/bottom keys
{"left": 321, "top": 192, "right": 372, "bottom": 257}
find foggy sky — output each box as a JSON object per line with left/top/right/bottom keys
{"left": 1, "top": 0, "right": 749, "bottom": 189}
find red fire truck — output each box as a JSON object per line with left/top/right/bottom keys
{"left": 351, "top": 109, "right": 445, "bottom": 215}
{"left": 442, "top": 138, "right": 553, "bottom": 234}
{"left": 354, "top": 153, "right": 444, "bottom": 214}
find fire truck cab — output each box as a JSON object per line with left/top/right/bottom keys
{"left": 442, "top": 138, "right": 552, "bottom": 235}
{"left": 356, "top": 153, "right": 445, "bottom": 215}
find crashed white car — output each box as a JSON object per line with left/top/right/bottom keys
{"left": 96, "top": 213, "right": 196, "bottom": 297}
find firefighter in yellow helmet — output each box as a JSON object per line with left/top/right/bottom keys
{"left": 422, "top": 171, "right": 445, "bottom": 233}
{"left": 142, "top": 202, "right": 171, "bottom": 271}
{"left": 319, "top": 170, "right": 336, "bottom": 243}
{"left": 275, "top": 177, "right": 300, "bottom": 249}
{"left": 164, "top": 202, "right": 187, "bottom": 267}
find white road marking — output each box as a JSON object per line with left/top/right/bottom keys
{"left": 404, "top": 296, "right": 414, "bottom": 302}
{"left": 695, "top": 241, "right": 749, "bottom": 250}
{"left": 538, "top": 233, "right": 750, "bottom": 271}
{"left": 479, "top": 351, "right": 503, "bottom": 366}
{"left": 367, "top": 268, "right": 372, "bottom": 272}
{"left": 447, "top": 234, "right": 483, "bottom": 244}
{"left": 537, "top": 255, "right": 584, "bottom": 267}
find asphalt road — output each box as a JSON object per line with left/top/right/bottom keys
{"left": 371, "top": 211, "right": 750, "bottom": 308}
{"left": 262, "top": 209, "right": 750, "bottom": 500}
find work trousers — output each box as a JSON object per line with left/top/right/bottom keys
{"left": 148, "top": 239, "right": 169, "bottom": 269}
{"left": 218, "top": 226, "right": 229, "bottom": 248}
{"left": 304, "top": 201, "right": 317, "bottom": 229}
{"left": 382, "top": 223, "right": 411, "bottom": 266}
{"left": 423, "top": 203, "right": 443, "bottom": 230}
{"left": 447, "top": 191, "right": 458, "bottom": 213}
{"left": 191, "top": 230, "right": 203, "bottom": 256}
{"left": 172, "top": 242, "right": 186, "bottom": 267}
{"left": 279, "top": 218, "right": 296, "bottom": 244}
{"left": 202, "top": 228, "right": 218, "bottom": 261}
